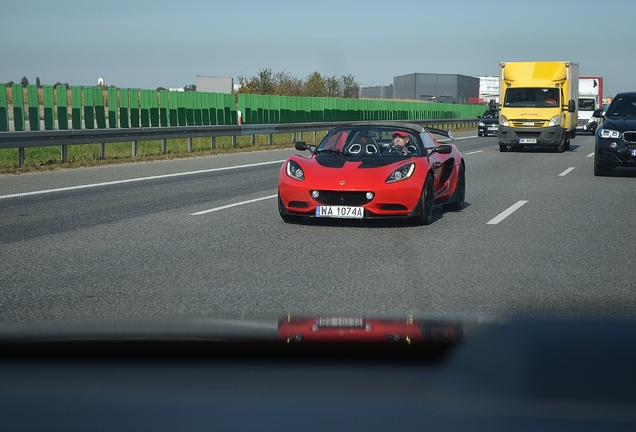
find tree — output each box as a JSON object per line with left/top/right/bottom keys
{"left": 236, "top": 75, "right": 257, "bottom": 94}
{"left": 234, "top": 68, "right": 360, "bottom": 98}
{"left": 36, "top": 77, "right": 41, "bottom": 88}
{"left": 304, "top": 72, "right": 326, "bottom": 97}
{"left": 324, "top": 76, "right": 342, "bottom": 97}
{"left": 273, "top": 70, "right": 303, "bottom": 96}
{"left": 255, "top": 68, "right": 276, "bottom": 95}
{"left": 183, "top": 84, "right": 196, "bottom": 91}
{"left": 21, "top": 76, "right": 29, "bottom": 87}
{"left": 340, "top": 74, "right": 360, "bottom": 99}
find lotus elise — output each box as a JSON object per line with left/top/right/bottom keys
{"left": 278, "top": 122, "right": 465, "bottom": 224}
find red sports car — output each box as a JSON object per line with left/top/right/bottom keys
{"left": 278, "top": 315, "right": 463, "bottom": 344}
{"left": 278, "top": 122, "right": 465, "bottom": 224}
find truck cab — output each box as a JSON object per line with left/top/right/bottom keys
{"left": 498, "top": 62, "right": 579, "bottom": 153}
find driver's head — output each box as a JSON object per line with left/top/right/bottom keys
{"left": 392, "top": 131, "right": 409, "bottom": 147}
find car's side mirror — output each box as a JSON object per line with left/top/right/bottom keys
{"left": 568, "top": 100, "right": 576, "bottom": 113}
{"left": 592, "top": 108, "right": 604, "bottom": 118}
{"left": 433, "top": 144, "right": 453, "bottom": 155}
{"left": 295, "top": 141, "right": 308, "bottom": 151}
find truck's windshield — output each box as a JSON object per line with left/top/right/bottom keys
{"left": 579, "top": 98, "right": 596, "bottom": 111}
{"left": 504, "top": 88, "right": 560, "bottom": 108}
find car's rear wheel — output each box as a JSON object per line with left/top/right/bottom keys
{"left": 594, "top": 152, "right": 613, "bottom": 177}
{"left": 278, "top": 195, "right": 303, "bottom": 222}
{"left": 413, "top": 173, "right": 434, "bottom": 225}
{"left": 449, "top": 163, "right": 465, "bottom": 211}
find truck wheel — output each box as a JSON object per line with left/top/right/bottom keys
{"left": 564, "top": 139, "right": 571, "bottom": 151}
{"left": 499, "top": 144, "right": 507, "bottom": 152}
{"left": 556, "top": 137, "right": 565, "bottom": 153}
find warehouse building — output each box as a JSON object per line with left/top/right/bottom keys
{"left": 195, "top": 76, "right": 234, "bottom": 94}
{"left": 393, "top": 73, "right": 479, "bottom": 103}
{"left": 360, "top": 84, "right": 394, "bottom": 99}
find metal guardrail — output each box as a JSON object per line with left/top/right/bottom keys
{"left": 0, "top": 118, "right": 477, "bottom": 167}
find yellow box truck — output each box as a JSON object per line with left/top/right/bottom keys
{"left": 498, "top": 61, "right": 579, "bottom": 152}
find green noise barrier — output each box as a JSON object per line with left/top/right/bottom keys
{"left": 0, "top": 86, "right": 483, "bottom": 132}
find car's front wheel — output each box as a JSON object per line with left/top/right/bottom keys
{"left": 449, "top": 163, "right": 465, "bottom": 211}
{"left": 413, "top": 173, "right": 434, "bottom": 225}
{"left": 594, "top": 152, "right": 613, "bottom": 177}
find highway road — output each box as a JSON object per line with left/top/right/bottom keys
{"left": 1, "top": 132, "right": 635, "bottom": 324}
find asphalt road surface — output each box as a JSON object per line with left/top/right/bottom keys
{"left": 1, "top": 132, "right": 635, "bottom": 324}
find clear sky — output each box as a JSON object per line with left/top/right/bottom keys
{"left": 1, "top": 0, "right": 633, "bottom": 96}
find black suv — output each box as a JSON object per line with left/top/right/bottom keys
{"left": 478, "top": 109, "right": 499, "bottom": 137}
{"left": 594, "top": 92, "right": 636, "bottom": 176}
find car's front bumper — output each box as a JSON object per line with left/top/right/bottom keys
{"left": 498, "top": 125, "right": 564, "bottom": 146}
{"left": 478, "top": 124, "right": 498, "bottom": 135}
{"left": 278, "top": 180, "right": 423, "bottom": 219}
{"left": 595, "top": 136, "right": 636, "bottom": 168}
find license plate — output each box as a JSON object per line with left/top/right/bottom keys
{"left": 488, "top": 126, "right": 498, "bottom": 130}
{"left": 317, "top": 317, "right": 364, "bottom": 328}
{"left": 316, "top": 205, "right": 364, "bottom": 219}
{"left": 519, "top": 138, "right": 537, "bottom": 144}
{"left": 631, "top": 150, "right": 636, "bottom": 157}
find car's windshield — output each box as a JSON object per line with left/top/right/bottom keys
{"left": 503, "top": 87, "right": 560, "bottom": 107}
{"left": 316, "top": 127, "right": 422, "bottom": 156}
{"left": 481, "top": 110, "right": 498, "bottom": 118}
{"left": 605, "top": 96, "right": 636, "bottom": 117}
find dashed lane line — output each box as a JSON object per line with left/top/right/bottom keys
{"left": 487, "top": 200, "right": 529, "bottom": 225}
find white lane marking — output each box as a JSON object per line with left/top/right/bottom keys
{"left": 0, "top": 160, "right": 285, "bottom": 200}
{"left": 465, "top": 150, "right": 483, "bottom": 155}
{"left": 487, "top": 200, "right": 529, "bottom": 225}
{"left": 439, "top": 135, "right": 477, "bottom": 143}
{"left": 587, "top": 152, "right": 595, "bottom": 158}
{"left": 559, "top": 167, "right": 575, "bottom": 177}
{"left": 190, "top": 194, "right": 277, "bottom": 215}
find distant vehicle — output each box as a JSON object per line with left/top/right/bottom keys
{"left": 278, "top": 122, "right": 465, "bottom": 225}
{"left": 478, "top": 109, "right": 499, "bottom": 137}
{"left": 602, "top": 102, "right": 610, "bottom": 114}
{"left": 498, "top": 61, "right": 579, "bottom": 152}
{"left": 594, "top": 91, "right": 636, "bottom": 176}
{"left": 577, "top": 76, "right": 603, "bottom": 134}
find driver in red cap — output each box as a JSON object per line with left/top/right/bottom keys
{"left": 387, "top": 130, "right": 411, "bottom": 155}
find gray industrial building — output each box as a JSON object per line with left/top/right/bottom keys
{"left": 394, "top": 73, "right": 479, "bottom": 103}
{"left": 362, "top": 73, "right": 479, "bottom": 103}
{"left": 195, "top": 75, "right": 234, "bottom": 94}
{"left": 360, "top": 85, "right": 394, "bottom": 100}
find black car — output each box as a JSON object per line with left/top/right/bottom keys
{"left": 594, "top": 92, "right": 636, "bottom": 176}
{"left": 478, "top": 109, "right": 499, "bottom": 137}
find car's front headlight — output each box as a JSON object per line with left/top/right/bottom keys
{"left": 599, "top": 129, "right": 621, "bottom": 139}
{"left": 499, "top": 115, "right": 509, "bottom": 126}
{"left": 386, "top": 163, "right": 415, "bottom": 183}
{"left": 548, "top": 116, "right": 560, "bottom": 127}
{"left": 286, "top": 160, "right": 304, "bottom": 181}
{"left": 478, "top": 121, "right": 485, "bottom": 127}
